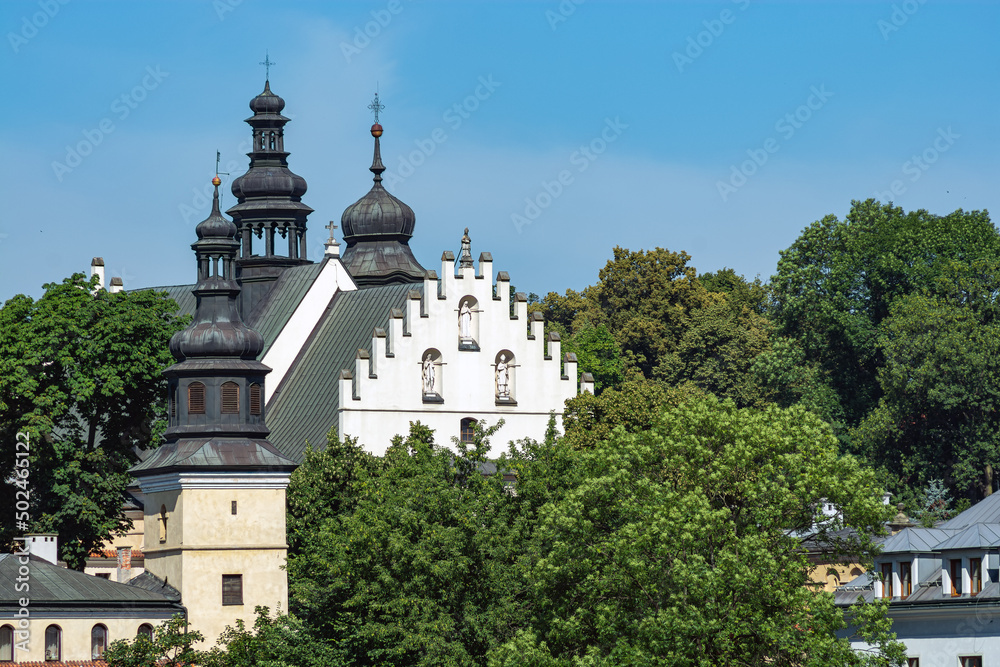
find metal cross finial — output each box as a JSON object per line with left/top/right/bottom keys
{"left": 325, "top": 220, "right": 337, "bottom": 242}
{"left": 260, "top": 51, "right": 275, "bottom": 80}
{"left": 368, "top": 92, "right": 385, "bottom": 124}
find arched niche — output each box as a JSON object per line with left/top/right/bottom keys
{"left": 458, "top": 296, "right": 480, "bottom": 351}
{"left": 494, "top": 349, "right": 516, "bottom": 404}
{"left": 421, "top": 348, "right": 444, "bottom": 403}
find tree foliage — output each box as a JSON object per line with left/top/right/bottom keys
{"left": 0, "top": 274, "right": 183, "bottom": 568}
{"left": 491, "top": 395, "right": 902, "bottom": 666}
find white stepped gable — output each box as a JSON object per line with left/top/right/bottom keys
{"left": 338, "top": 253, "right": 593, "bottom": 456}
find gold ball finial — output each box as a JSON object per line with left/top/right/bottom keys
{"left": 212, "top": 176, "right": 222, "bottom": 186}
{"left": 371, "top": 123, "right": 383, "bottom": 138}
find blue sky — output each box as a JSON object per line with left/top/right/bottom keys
{"left": 2, "top": 0, "right": 997, "bottom": 301}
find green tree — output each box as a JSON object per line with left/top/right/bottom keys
{"left": 0, "top": 274, "right": 184, "bottom": 568}
{"left": 491, "top": 396, "right": 903, "bottom": 666}
{"left": 560, "top": 323, "right": 624, "bottom": 393}
{"left": 104, "top": 614, "right": 204, "bottom": 667}
{"left": 770, "top": 200, "right": 1000, "bottom": 431}
{"left": 200, "top": 607, "right": 343, "bottom": 667}
{"left": 287, "top": 421, "right": 524, "bottom": 665}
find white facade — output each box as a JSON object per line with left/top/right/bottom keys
{"left": 338, "top": 253, "right": 591, "bottom": 455}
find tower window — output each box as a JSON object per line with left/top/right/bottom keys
{"left": 221, "top": 381, "right": 240, "bottom": 414}
{"left": 222, "top": 574, "right": 243, "bottom": 606}
{"left": 250, "top": 383, "right": 262, "bottom": 415}
{"left": 231, "top": 500, "right": 238, "bottom": 515}
{"left": 171, "top": 386, "right": 177, "bottom": 418}
{"left": 188, "top": 382, "right": 206, "bottom": 414}
{"left": 44, "top": 625, "right": 61, "bottom": 662}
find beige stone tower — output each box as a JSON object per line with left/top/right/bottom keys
{"left": 131, "top": 178, "right": 297, "bottom": 646}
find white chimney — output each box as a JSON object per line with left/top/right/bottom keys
{"left": 116, "top": 546, "right": 132, "bottom": 583}
{"left": 90, "top": 257, "right": 106, "bottom": 290}
{"left": 25, "top": 533, "right": 58, "bottom": 564}
{"left": 110, "top": 276, "right": 124, "bottom": 294}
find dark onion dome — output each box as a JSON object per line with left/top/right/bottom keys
{"left": 231, "top": 166, "right": 307, "bottom": 200}
{"left": 341, "top": 124, "right": 416, "bottom": 242}
{"left": 196, "top": 177, "right": 239, "bottom": 240}
{"left": 170, "top": 179, "right": 265, "bottom": 361}
{"left": 249, "top": 79, "right": 285, "bottom": 115}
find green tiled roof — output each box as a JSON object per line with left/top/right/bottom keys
{"left": 246, "top": 262, "right": 324, "bottom": 357}
{"left": 266, "top": 283, "right": 415, "bottom": 462}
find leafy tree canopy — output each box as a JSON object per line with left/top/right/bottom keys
{"left": 0, "top": 274, "right": 184, "bottom": 568}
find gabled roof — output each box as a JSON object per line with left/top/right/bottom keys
{"left": 265, "top": 282, "right": 415, "bottom": 461}
{"left": 880, "top": 527, "right": 957, "bottom": 553}
{"left": 246, "top": 262, "right": 324, "bottom": 357}
{"left": 0, "top": 554, "right": 180, "bottom": 609}
{"left": 940, "top": 492, "right": 1000, "bottom": 528}
{"left": 934, "top": 523, "right": 1000, "bottom": 550}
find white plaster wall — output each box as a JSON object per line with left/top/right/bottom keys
{"left": 849, "top": 609, "right": 1000, "bottom": 666}
{"left": 339, "top": 259, "right": 579, "bottom": 456}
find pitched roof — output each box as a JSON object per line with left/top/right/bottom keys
{"left": 879, "top": 527, "right": 957, "bottom": 553}
{"left": 940, "top": 492, "right": 1000, "bottom": 528}
{"left": 245, "top": 262, "right": 325, "bottom": 357}
{"left": 934, "top": 523, "right": 1000, "bottom": 550}
{"left": 265, "top": 282, "right": 415, "bottom": 461}
{"left": 0, "top": 554, "right": 180, "bottom": 608}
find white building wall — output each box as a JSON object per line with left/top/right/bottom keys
{"left": 339, "top": 255, "right": 587, "bottom": 455}
{"left": 850, "top": 609, "right": 1000, "bottom": 666}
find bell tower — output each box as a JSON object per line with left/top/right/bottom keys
{"left": 132, "top": 177, "right": 297, "bottom": 646}
{"left": 228, "top": 71, "right": 313, "bottom": 315}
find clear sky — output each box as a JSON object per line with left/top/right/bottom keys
{"left": 2, "top": 0, "right": 997, "bottom": 301}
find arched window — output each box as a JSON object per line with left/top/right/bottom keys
{"left": 137, "top": 624, "right": 154, "bottom": 641}
{"left": 269, "top": 132, "right": 276, "bottom": 150}
{"left": 460, "top": 418, "right": 477, "bottom": 444}
{"left": 249, "top": 383, "right": 262, "bottom": 416}
{"left": 91, "top": 624, "right": 108, "bottom": 659}
{"left": 221, "top": 381, "right": 240, "bottom": 414}
{"left": 0, "top": 624, "right": 14, "bottom": 662}
{"left": 44, "top": 625, "right": 61, "bottom": 662}
{"left": 188, "top": 382, "right": 206, "bottom": 414}
{"left": 159, "top": 505, "right": 168, "bottom": 543}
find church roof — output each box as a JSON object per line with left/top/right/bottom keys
{"left": 266, "top": 282, "right": 416, "bottom": 461}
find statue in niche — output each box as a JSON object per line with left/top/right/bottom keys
{"left": 422, "top": 353, "right": 436, "bottom": 395}
{"left": 496, "top": 354, "right": 510, "bottom": 399}
{"left": 459, "top": 301, "right": 473, "bottom": 340}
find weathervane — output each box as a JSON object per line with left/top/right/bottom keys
{"left": 260, "top": 51, "right": 275, "bottom": 80}
{"left": 368, "top": 91, "right": 384, "bottom": 124}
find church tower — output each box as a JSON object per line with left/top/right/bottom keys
{"left": 340, "top": 95, "right": 426, "bottom": 286}
{"left": 228, "top": 75, "right": 313, "bottom": 315}
{"left": 132, "top": 178, "right": 297, "bottom": 646}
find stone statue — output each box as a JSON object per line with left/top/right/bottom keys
{"left": 496, "top": 354, "right": 510, "bottom": 398}
{"left": 459, "top": 227, "right": 473, "bottom": 268}
{"left": 459, "top": 301, "right": 473, "bottom": 340}
{"left": 422, "top": 353, "right": 436, "bottom": 394}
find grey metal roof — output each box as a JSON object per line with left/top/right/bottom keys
{"left": 934, "top": 523, "right": 1000, "bottom": 551}
{"left": 131, "top": 437, "right": 297, "bottom": 474}
{"left": 940, "top": 492, "right": 1000, "bottom": 528}
{"left": 0, "top": 554, "right": 180, "bottom": 608}
{"left": 880, "top": 527, "right": 957, "bottom": 553}
{"left": 341, "top": 240, "right": 426, "bottom": 286}
{"left": 265, "top": 282, "right": 414, "bottom": 462}
{"left": 246, "top": 261, "right": 324, "bottom": 357}
{"left": 144, "top": 283, "right": 197, "bottom": 317}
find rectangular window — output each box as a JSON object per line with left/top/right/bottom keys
{"left": 222, "top": 574, "right": 243, "bottom": 606}
{"left": 960, "top": 657, "right": 982, "bottom": 667}
{"left": 231, "top": 500, "right": 238, "bottom": 516}
{"left": 221, "top": 382, "right": 240, "bottom": 414}
{"left": 907, "top": 659, "right": 919, "bottom": 667}
{"left": 880, "top": 562, "right": 893, "bottom": 598}
{"left": 970, "top": 557, "right": 982, "bottom": 595}
{"left": 899, "top": 561, "right": 912, "bottom": 599}
{"left": 951, "top": 559, "right": 963, "bottom": 596}
{"left": 249, "top": 383, "right": 262, "bottom": 416}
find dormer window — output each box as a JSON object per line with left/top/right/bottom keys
{"left": 950, "top": 559, "right": 963, "bottom": 596}
{"left": 880, "top": 562, "right": 893, "bottom": 598}
{"left": 899, "top": 561, "right": 912, "bottom": 599}
{"left": 970, "top": 557, "right": 983, "bottom": 595}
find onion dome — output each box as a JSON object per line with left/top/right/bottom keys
{"left": 339, "top": 111, "right": 426, "bottom": 286}
{"left": 340, "top": 123, "right": 416, "bottom": 241}
{"left": 249, "top": 79, "right": 285, "bottom": 115}
{"left": 195, "top": 180, "right": 238, "bottom": 240}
